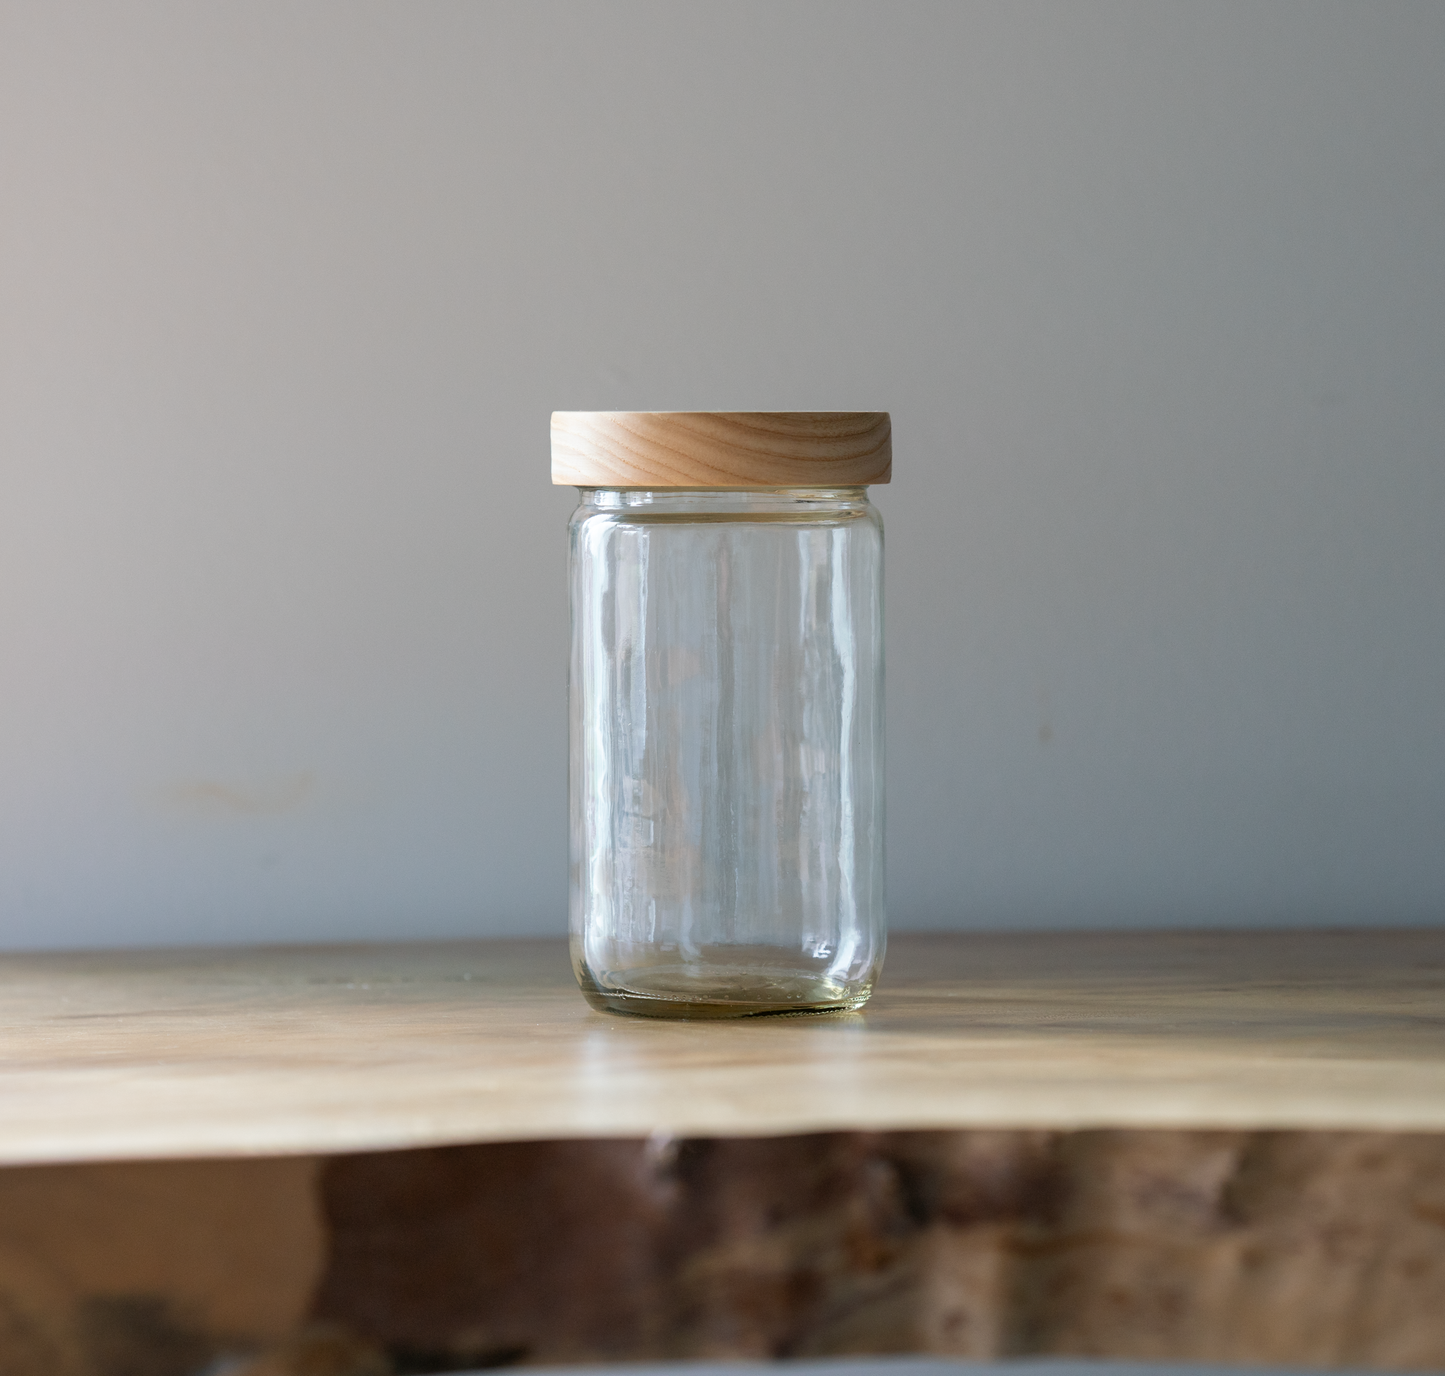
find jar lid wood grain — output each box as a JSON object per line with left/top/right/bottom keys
{"left": 551, "top": 412, "right": 891, "bottom": 488}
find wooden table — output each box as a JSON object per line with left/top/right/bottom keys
{"left": 2, "top": 931, "right": 1443, "bottom": 1375}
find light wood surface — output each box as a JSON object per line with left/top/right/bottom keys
{"left": 3, "top": 930, "right": 1442, "bottom": 1166}
{"left": 550, "top": 411, "right": 891, "bottom": 487}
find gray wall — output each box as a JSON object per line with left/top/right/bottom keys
{"left": 2, "top": 1, "right": 1442, "bottom": 949}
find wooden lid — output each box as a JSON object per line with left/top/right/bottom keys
{"left": 551, "top": 412, "right": 891, "bottom": 488}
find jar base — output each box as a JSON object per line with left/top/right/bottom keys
{"left": 576, "top": 964, "right": 871, "bottom": 1020}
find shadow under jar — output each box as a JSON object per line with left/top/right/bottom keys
{"left": 553, "top": 412, "right": 890, "bottom": 1018}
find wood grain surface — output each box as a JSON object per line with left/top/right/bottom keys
{"left": 550, "top": 411, "right": 892, "bottom": 487}
{"left": 2, "top": 930, "right": 1443, "bottom": 1166}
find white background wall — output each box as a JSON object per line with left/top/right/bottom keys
{"left": 2, "top": 1, "right": 1442, "bottom": 950}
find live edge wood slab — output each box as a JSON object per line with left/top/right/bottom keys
{"left": 1, "top": 931, "right": 1442, "bottom": 1375}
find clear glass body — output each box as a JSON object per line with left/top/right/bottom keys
{"left": 568, "top": 487, "right": 885, "bottom": 1018}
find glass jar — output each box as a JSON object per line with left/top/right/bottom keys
{"left": 553, "top": 412, "right": 890, "bottom": 1018}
